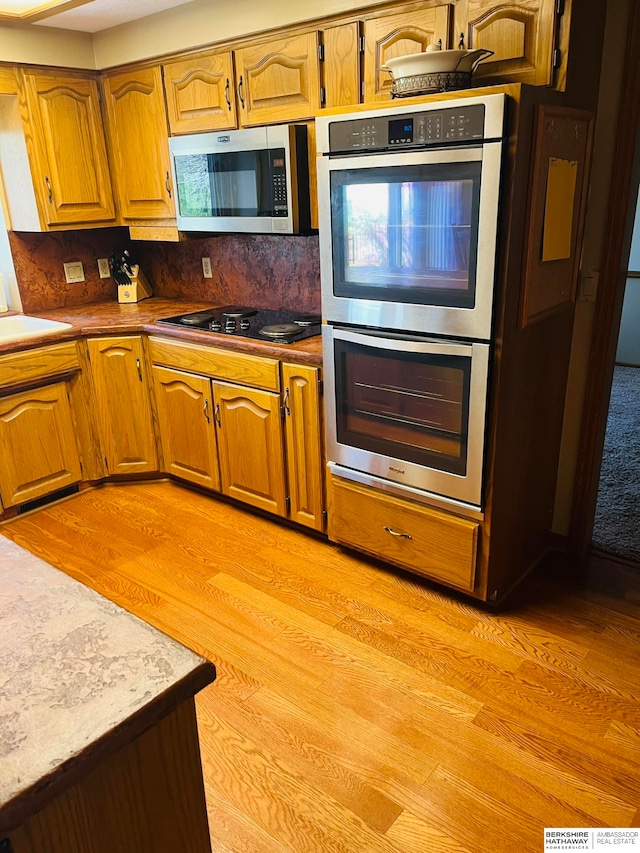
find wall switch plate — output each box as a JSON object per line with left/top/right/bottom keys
{"left": 579, "top": 268, "right": 599, "bottom": 302}
{"left": 97, "top": 258, "right": 110, "bottom": 278}
{"left": 202, "top": 257, "right": 213, "bottom": 278}
{"left": 63, "top": 261, "right": 85, "bottom": 284}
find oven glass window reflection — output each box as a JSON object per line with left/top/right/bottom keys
{"left": 335, "top": 340, "right": 471, "bottom": 476}
{"left": 332, "top": 162, "right": 481, "bottom": 307}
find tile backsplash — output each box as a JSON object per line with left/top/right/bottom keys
{"left": 10, "top": 229, "right": 321, "bottom": 314}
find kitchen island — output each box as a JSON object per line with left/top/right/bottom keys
{"left": 0, "top": 535, "right": 216, "bottom": 852}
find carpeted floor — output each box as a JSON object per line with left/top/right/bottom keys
{"left": 592, "top": 364, "right": 640, "bottom": 562}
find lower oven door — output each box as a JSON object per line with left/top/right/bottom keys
{"left": 323, "top": 324, "right": 490, "bottom": 508}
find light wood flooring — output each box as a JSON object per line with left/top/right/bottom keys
{"left": 3, "top": 480, "right": 640, "bottom": 852}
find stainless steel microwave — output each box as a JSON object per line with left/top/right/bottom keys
{"left": 169, "top": 124, "right": 311, "bottom": 234}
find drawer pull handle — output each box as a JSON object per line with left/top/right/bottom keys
{"left": 384, "top": 526, "right": 412, "bottom": 540}
{"left": 283, "top": 387, "right": 290, "bottom": 416}
{"left": 204, "top": 398, "right": 210, "bottom": 423}
{"left": 45, "top": 175, "right": 53, "bottom": 203}
{"left": 136, "top": 357, "right": 142, "bottom": 381}
{"left": 224, "top": 78, "right": 231, "bottom": 110}
{"left": 215, "top": 403, "right": 221, "bottom": 428}
{"left": 238, "top": 76, "right": 245, "bottom": 109}
{"left": 165, "top": 171, "right": 172, "bottom": 198}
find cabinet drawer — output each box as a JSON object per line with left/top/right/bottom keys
{"left": 0, "top": 342, "right": 79, "bottom": 391}
{"left": 148, "top": 336, "right": 279, "bottom": 392}
{"left": 328, "top": 475, "right": 478, "bottom": 591}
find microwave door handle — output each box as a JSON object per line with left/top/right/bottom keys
{"left": 332, "top": 327, "right": 475, "bottom": 358}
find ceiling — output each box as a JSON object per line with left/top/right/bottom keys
{"left": 0, "top": 0, "right": 197, "bottom": 32}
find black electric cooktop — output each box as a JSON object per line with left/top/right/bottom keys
{"left": 157, "top": 306, "right": 322, "bottom": 344}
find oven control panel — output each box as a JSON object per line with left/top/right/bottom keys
{"left": 328, "top": 104, "right": 487, "bottom": 152}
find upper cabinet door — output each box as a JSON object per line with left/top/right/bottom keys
{"left": 235, "top": 31, "right": 321, "bottom": 127}
{"left": 363, "top": 6, "right": 452, "bottom": 102}
{"left": 22, "top": 71, "right": 115, "bottom": 227}
{"left": 163, "top": 51, "right": 237, "bottom": 134}
{"left": 102, "top": 67, "right": 175, "bottom": 222}
{"left": 321, "top": 22, "right": 362, "bottom": 109}
{"left": 463, "top": 0, "right": 559, "bottom": 87}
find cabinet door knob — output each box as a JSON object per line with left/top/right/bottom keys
{"left": 238, "top": 76, "right": 245, "bottom": 109}
{"left": 136, "top": 357, "right": 142, "bottom": 382}
{"left": 224, "top": 78, "right": 231, "bottom": 110}
{"left": 383, "top": 526, "right": 412, "bottom": 540}
{"left": 204, "top": 398, "right": 210, "bottom": 423}
{"left": 44, "top": 176, "right": 53, "bottom": 203}
{"left": 165, "top": 171, "right": 172, "bottom": 198}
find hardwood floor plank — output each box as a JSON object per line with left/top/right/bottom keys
{"left": 195, "top": 699, "right": 405, "bottom": 853}
{"left": 203, "top": 684, "right": 404, "bottom": 833}
{"left": 3, "top": 481, "right": 639, "bottom": 853}
{"left": 385, "top": 810, "right": 475, "bottom": 853}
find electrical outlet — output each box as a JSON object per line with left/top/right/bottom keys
{"left": 202, "top": 257, "right": 213, "bottom": 278}
{"left": 97, "top": 258, "right": 110, "bottom": 278}
{"left": 63, "top": 261, "right": 85, "bottom": 284}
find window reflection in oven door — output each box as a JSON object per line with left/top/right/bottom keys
{"left": 318, "top": 143, "right": 502, "bottom": 340}
{"left": 323, "top": 325, "right": 490, "bottom": 508}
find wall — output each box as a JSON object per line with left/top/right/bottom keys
{"left": 9, "top": 229, "right": 127, "bottom": 313}
{"left": 92, "top": 0, "right": 389, "bottom": 69}
{"left": 0, "top": 24, "right": 95, "bottom": 68}
{"left": 9, "top": 228, "right": 321, "bottom": 315}
{"left": 135, "top": 234, "right": 320, "bottom": 314}
{"left": 552, "top": 0, "right": 633, "bottom": 534}
{"left": 0, "top": 0, "right": 390, "bottom": 71}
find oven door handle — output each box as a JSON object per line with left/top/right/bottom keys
{"left": 330, "top": 326, "right": 477, "bottom": 358}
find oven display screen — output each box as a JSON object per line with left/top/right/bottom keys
{"left": 388, "top": 118, "right": 414, "bottom": 144}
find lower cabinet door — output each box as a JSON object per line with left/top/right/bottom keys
{"left": 152, "top": 365, "right": 220, "bottom": 491}
{"left": 0, "top": 381, "right": 81, "bottom": 507}
{"left": 213, "top": 380, "right": 286, "bottom": 516}
{"left": 282, "top": 363, "right": 324, "bottom": 531}
{"left": 87, "top": 336, "right": 158, "bottom": 476}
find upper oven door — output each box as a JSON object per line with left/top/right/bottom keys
{"left": 318, "top": 142, "right": 502, "bottom": 340}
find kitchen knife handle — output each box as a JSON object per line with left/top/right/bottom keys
{"left": 165, "top": 171, "right": 172, "bottom": 198}
{"left": 44, "top": 176, "right": 53, "bottom": 203}
{"left": 383, "top": 526, "right": 412, "bottom": 540}
{"left": 238, "top": 76, "right": 245, "bottom": 109}
{"left": 224, "top": 78, "right": 231, "bottom": 110}
{"left": 215, "top": 403, "right": 221, "bottom": 428}
{"left": 136, "top": 357, "right": 143, "bottom": 382}
{"left": 204, "top": 398, "right": 210, "bottom": 423}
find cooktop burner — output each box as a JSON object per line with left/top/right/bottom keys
{"left": 157, "top": 306, "right": 321, "bottom": 344}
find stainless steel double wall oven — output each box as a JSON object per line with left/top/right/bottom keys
{"left": 316, "top": 93, "right": 506, "bottom": 512}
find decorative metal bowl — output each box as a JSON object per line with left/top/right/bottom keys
{"left": 390, "top": 70, "right": 472, "bottom": 98}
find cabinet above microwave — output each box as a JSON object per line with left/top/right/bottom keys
{"left": 168, "top": 124, "right": 311, "bottom": 234}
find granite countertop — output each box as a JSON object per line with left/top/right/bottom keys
{"left": 0, "top": 536, "right": 216, "bottom": 835}
{"left": 0, "top": 298, "right": 323, "bottom": 366}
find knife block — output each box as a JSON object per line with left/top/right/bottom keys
{"left": 117, "top": 266, "right": 153, "bottom": 304}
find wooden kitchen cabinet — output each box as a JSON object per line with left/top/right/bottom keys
{"left": 235, "top": 31, "right": 321, "bottom": 126}
{"left": 163, "top": 50, "right": 237, "bottom": 134}
{"left": 282, "top": 362, "right": 324, "bottom": 531}
{"left": 0, "top": 382, "right": 82, "bottom": 508}
{"left": 320, "top": 22, "right": 362, "bottom": 109}
{"left": 363, "top": 5, "right": 452, "bottom": 102}
{"left": 0, "top": 70, "right": 115, "bottom": 231}
{"left": 101, "top": 66, "right": 175, "bottom": 222}
{"left": 213, "top": 380, "right": 287, "bottom": 516}
{"left": 87, "top": 336, "right": 158, "bottom": 476}
{"left": 152, "top": 364, "right": 220, "bottom": 491}
{"left": 458, "top": 0, "right": 560, "bottom": 87}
